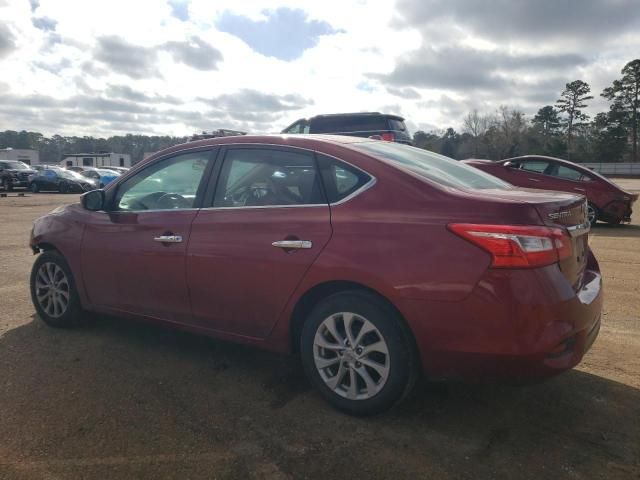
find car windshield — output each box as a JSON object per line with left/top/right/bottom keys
{"left": 2, "top": 161, "right": 30, "bottom": 170}
{"left": 352, "top": 141, "right": 511, "bottom": 190}
{"left": 96, "top": 169, "right": 118, "bottom": 175}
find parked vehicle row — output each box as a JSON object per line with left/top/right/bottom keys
{"left": 0, "top": 161, "right": 127, "bottom": 193}
{"left": 30, "top": 135, "right": 602, "bottom": 415}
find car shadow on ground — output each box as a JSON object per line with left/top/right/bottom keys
{"left": 0, "top": 315, "right": 638, "bottom": 479}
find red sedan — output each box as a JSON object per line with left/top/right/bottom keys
{"left": 464, "top": 155, "right": 637, "bottom": 225}
{"left": 29, "top": 137, "right": 602, "bottom": 415}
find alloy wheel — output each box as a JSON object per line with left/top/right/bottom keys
{"left": 587, "top": 204, "right": 596, "bottom": 224}
{"left": 34, "top": 262, "right": 70, "bottom": 318}
{"left": 313, "top": 312, "right": 390, "bottom": 400}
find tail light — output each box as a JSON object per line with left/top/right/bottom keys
{"left": 381, "top": 133, "right": 395, "bottom": 142}
{"left": 448, "top": 224, "right": 572, "bottom": 268}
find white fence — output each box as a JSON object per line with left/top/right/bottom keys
{"left": 582, "top": 162, "right": 640, "bottom": 176}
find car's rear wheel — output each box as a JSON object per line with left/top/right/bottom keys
{"left": 587, "top": 202, "right": 598, "bottom": 225}
{"left": 30, "top": 250, "right": 84, "bottom": 328}
{"left": 300, "top": 291, "right": 417, "bottom": 415}
{"left": 30, "top": 182, "right": 39, "bottom": 193}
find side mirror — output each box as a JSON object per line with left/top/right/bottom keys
{"left": 81, "top": 189, "right": 105, "bottom": 211}
{"left": 503, "top": 161, "right": 513, "bottom": 168}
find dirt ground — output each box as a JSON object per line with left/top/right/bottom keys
{"left": 0, "top": 184, "right": 639, "bottom": 480}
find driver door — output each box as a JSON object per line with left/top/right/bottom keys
{"left": 81, "top": 149, "right": 216, "bottom": 324}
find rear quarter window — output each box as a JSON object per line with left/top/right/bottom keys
{"left": 316, "top": 154, "right": 372, "bottom": 203}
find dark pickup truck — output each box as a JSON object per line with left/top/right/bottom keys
{"left": 282, "top": 112, "right": 412, "bottom": 144}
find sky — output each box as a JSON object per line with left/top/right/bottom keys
{"left": 1, "top": 0, "right": 639, "bottom": 138}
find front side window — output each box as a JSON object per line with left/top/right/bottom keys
{"left": 114, "top": 151, "right": 210, "bottom": 211}
{"left": 284, "top": 121, "right": 310, "bottom": 134}
{"left": 0, "top": 161, "right": 29, "bottom": 170}
{"left": 213, "top": 148, "right": 325, "bottom": 207}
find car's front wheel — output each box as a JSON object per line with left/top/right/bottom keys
{"left": 300, "top": 291, "right": 417, "bottom": 415}
{"left": 30, "top": 182, "right": 39, "bottom": 193}
{"left": 30, "top": 250, "right": 84, "bottom": 328}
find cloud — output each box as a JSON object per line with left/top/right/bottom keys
{"left": 371, "top": 46, "right": 588, "bottom": 91}
{"left": 216, "top": 8, "right": 340, "bottom": 61}
{"left": 394, "top": 0, "right": 640, "bottom": 45}
{"left": 28, "top": 0, "right": 39, "bottom": 12}
{"left": 106, "top": 85, "right": 183, "bottom": 105}
{"left": 201, "top": 89, "right": 313, "bottom": 113}
{"left": 32, "top": 16, "right": 57, "bottom": 32}
{"left": 387, "top": 87, "right": 421, "bottom": 99}
{"left": 163, "top": 36, "right": 222, "bottom": 70}
{"left": 0, "top": 23, "right": 16, "bottom": 59}
{"left": 168, "top": 0, "right": 189, "bottom": 21}
{"left": 94, "top": 36, "right": 159, "bottom": 79}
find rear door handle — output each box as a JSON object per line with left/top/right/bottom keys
{"left": 527, "top": 177, "right": 541, "bottom": 182}
{"left": 573, "top": 187, "right": 586, "bottom": 192}
{"left": 154, "top": 235, "right": 183, "bottom": 243}
{"left": 272, "top": 240, "right": 313, "bottom": 249}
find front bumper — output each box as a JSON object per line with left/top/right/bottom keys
{"left": 400, "top": 253, "right": 603, "bottom": 380}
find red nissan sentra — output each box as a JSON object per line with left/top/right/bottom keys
{"left": 29, "top": 135, "right": 602, "bottom": 415}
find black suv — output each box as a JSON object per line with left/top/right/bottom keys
{"left": 0, "top": 160, "right": 37, "bottom": 191}
{"left": 281, "top": 112, "right": 412, "bottom": 144}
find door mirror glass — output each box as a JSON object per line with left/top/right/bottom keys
{"left": 503, "top": 161, "right": 513, "bottom": 168}
{"left": 81, "top": 189, "right": 105, "bottom": 211}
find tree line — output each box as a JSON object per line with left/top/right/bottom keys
{"left": 1, "top": 59, "right": 638, "bottom": 165}
{"left": 416, "top": 59, "right": 639, "bottom": 163}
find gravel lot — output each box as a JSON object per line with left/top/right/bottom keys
{"left": 1, "top": 183, "right": 639, "bottom": 480}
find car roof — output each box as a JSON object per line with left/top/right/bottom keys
{"left": 505, "top": 155, "right": 588, "bottom": 170}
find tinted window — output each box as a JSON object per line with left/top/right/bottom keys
{"left": 352, "top": 142, "right": 510, "bottom": 190}
{"left": 316, "top": 154, "right": 372, "bottom": 203}
{"left": 114, "top": 151, "right": 210, "bottom": 211}
{"left": 520, "top": 161, "right": 549, "bottom": 173}
{"left": 312, "top": 116, "right": 388, "bottom": 134}
{"left": 284, "top": 120, "right": 310, "bottom": 134}
{"left": 0, "top": 161, "right": 29, "bottom": 169}
{"left": 214, "top": 148, "right": 325, "bottom": 207}
{"left": 553, "top": 165, "right": 584, "bottom": 181}
{"left": 388, "top": 119, "right": 406, "bottom": 131}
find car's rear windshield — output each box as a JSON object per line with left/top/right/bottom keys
{"left": 388, "top": 119, "right": 407, "bottom": 131}
{"left": 352, "top": 142, "right": 511, "bottom": 190}
{"left": 312, "top": 116, "right": 388, "bottom": 134}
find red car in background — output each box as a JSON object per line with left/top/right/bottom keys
{"left": 29, "top": 137, "right": 602, "bottom": 415}
{"left": 464, "top": 155, "right": 637, "bottom": 225}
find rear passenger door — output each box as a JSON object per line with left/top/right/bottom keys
{"left": 186, "top": 146, "right": 332, "bottom": 338}
{"left": 506, "top": 159, "right": 551, "bottom": 188}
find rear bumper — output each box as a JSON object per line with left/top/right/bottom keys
{"left": 600, "top": 199, "right": 633, "bottom": 223}
{"left": 400, "top": 253, "right": 603, "bottom": 380}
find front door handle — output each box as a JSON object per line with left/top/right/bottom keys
{"left": 527, "top": 177, "right": 541, "bottom": 182}
{"left": 154, "top": 235, "right": 183, "bottom": 243}
{"left": 272, "top": 240, "right": 313, "bottom": 249}
{"left": 573, "top": 187, "right": 586, "bottom": 192}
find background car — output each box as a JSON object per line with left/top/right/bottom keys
{"left": 29, "top": 136, "right": 601, "bottom": 415}
{"left": 103, "top": 166, "right": 130, "bottom": 174}
{"left": 79, "top": 168, "right": 120, "bottom": 188}
{"left": 29, "top": 168, "right": 97, "bottom": 193}
{"left": 0, "top": 160, "right": 37, "bottom": 191}
{"left": 464, "top": 155, "right": 638, "bottom": 224}
{"left": 282, "top": 112, "right": 413, "bottom": 144}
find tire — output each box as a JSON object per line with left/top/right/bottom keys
{"left": 30, "top": 182, "right": 39, "bottom": 193}
{"left": 300, "top": 290, "right": 417, "bottom": 416}
{"left": 30, "top": 250, "right": 85, "bottom": 328}
{"left": 587, "top": 202, "right": 598, "bottom": 225}
{"left": 2, "top": 178, "right": 12, "bottom": 192}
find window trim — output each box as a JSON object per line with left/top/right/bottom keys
{"left": 104, "top": 147, "right": 218, "bottom": 213}
{"left": 200, "top": 143, "right": 376, "bottom": 210}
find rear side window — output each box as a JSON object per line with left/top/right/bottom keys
{"left": 388, "top": 119, "right": 406, "bottom": 131}
{"left": 521, "top": 161, "right": 549, "bottom": 173}
{"left": 214, "top": 148, "right": 325, "bottom": 207}
{"left": 312, "top": 116, "right": 388, "bottom": 134}
{"left": 316, "top": 154, "right": 372, "bottom": 203}
{"left": 352, "top": 142, "right": 510, "bottom": 190}
{"left": 553, "top": 165, "right": 584, "bottom": 181}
